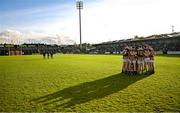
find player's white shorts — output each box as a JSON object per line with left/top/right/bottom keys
{"left": 123, "top": 59, "right": 128, "bottom": 63}
{"left": 145, "top": 57, "right": 150, "bottom": 63}
{"left": 138, "top": 60, "right": 144, "bottom": 64}
{"left": 127, "top": 59, "right": 131, "bottom": 63}
{"left": 132, "top": 60, "right": 136, "bottom": 64}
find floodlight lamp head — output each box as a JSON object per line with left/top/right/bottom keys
{"left": 76, "top": 1, "right": 83, "bottom": 9}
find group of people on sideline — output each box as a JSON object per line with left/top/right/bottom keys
{"left": 122, "top": 45, "right": 155, "bottom": 75}
{"left": 43, "top": 51, "right": 54, "bottom": 59}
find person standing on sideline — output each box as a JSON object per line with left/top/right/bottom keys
{"left": 43, "top": 50, "right": 46, "bottom": 59}
{"left": 47, "top": 51, "right": 50, "bottom": 59}
{"left": 50, "top": 51, "right": 53, "bottom": 59}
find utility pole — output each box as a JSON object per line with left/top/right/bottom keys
{"left": 76, "top": 1, "right": 83, "bottom": 51}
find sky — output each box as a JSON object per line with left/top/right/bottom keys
{"left": 0, "top": 0, "right": 180, "bottom": 44}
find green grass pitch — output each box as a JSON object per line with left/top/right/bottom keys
{"left": 0, "top": 54, "right": 180, "bottom": 112}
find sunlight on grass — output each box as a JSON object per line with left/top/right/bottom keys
{"left": 0, "top": 54, "right": 180, "bottom": 112}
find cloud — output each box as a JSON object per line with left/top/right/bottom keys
{"left": 0, "top": 29, "right": 22, "bottom": 44}
{"left": 0, "top": 29, "right": 75, "bottom": 45}
{"left": 80, "top": 0, "right": 180, "bottom": 43}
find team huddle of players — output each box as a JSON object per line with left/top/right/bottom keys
{"left": 122, "top": 45, "right": 155, "bottom": 75}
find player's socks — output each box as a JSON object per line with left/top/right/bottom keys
{"left": 122, "top": 70, "right": 124, "bottom": 73}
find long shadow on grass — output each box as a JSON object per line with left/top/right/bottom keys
{"left": 33, "top": 73, "right": 149, "bottom": 110}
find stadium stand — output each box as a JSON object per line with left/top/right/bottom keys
{"left": 0, "top": 32, "right": 180, "bottom": 55}
{"left": 91, "top": 32, "right": 180, "bottom": 54}
{"left": 0, "top": 44, "right": 61, "bottom": 56}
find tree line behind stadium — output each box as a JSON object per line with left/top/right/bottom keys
{"left": 0, "top": 32, "right": 180, "bottom": 56}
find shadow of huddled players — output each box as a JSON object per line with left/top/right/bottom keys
{"left": 32, "top": 73, "right": 149, "bottom": 110}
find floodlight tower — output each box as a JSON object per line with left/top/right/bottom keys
{"left": 76, "top": 0, "right": 83, "bottom": 51}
